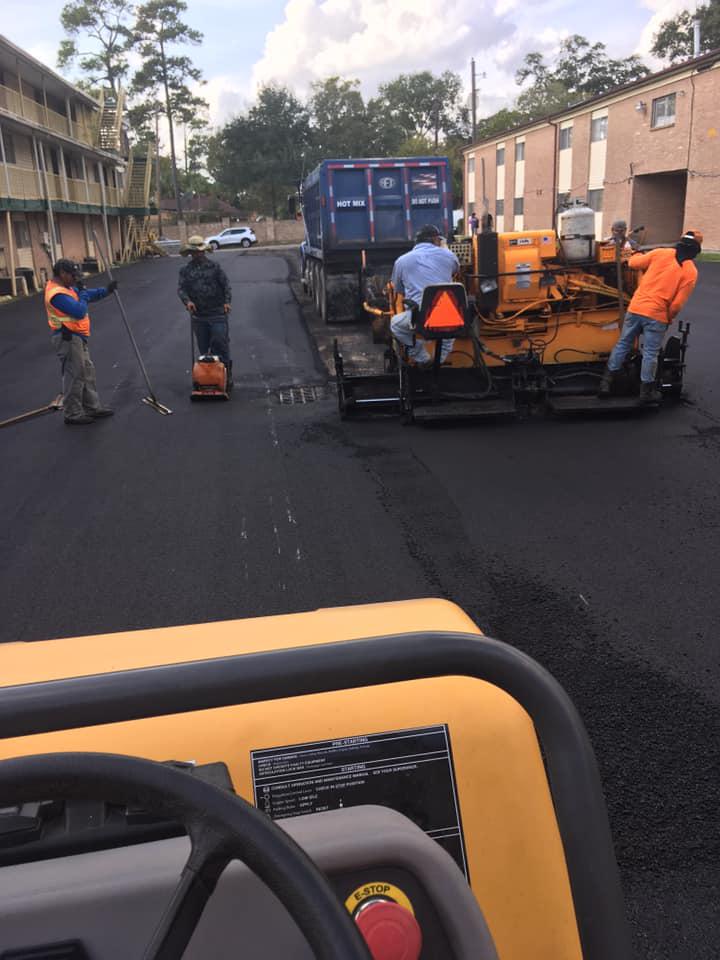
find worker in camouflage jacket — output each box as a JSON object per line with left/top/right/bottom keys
{"left": 178, "top": 236, "right": 233, "bottom": 381}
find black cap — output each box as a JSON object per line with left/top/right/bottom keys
{"left": 53, "top": 258, "right": 79, "bottom": 277}
{"left": 416, "top": 224, "right": 442, "bottom": 243}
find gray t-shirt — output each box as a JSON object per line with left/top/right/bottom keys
{"left": 391, "top": 242, "right": 459, "bottom": 306}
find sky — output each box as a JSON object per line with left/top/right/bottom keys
{"left": 2, "top": 0, "right": 701, "bottom": 128}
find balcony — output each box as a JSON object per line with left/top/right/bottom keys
{"left": 3, "top": 163, "right": 125, "bottom": 209}
{"left": 0, "top": 83, "right": 97, "bottom": 148}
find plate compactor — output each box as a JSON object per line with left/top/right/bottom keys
{"left": 190, "top": 320, "right": 232, "bottom": 401}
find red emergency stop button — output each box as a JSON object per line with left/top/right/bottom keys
{"left": 355, "top": 900, "right": 422, "bottom": 960}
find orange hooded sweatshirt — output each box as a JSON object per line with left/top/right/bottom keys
{"left": 627, "top": 248, "right": 698, "bottom": 324}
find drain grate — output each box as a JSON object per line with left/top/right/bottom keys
{"left": 278, "top": 385, "right": 324, "bottom": 405}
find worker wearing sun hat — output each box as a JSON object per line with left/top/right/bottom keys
{"left": 599, "top": 229, "right": 702, "bottom": 403}
{"left": 178, "top": 235, "right": 233, "bottom": 380}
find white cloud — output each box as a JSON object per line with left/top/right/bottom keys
{"left": 636, "top": 0, "right": 696, "bottom": 58}
{"left": 251, "top": 0, "right": 516, "bottom": 95}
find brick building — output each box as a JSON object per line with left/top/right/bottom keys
{"left": 464, "top": 50, "right": 720, "bottom": 250}
{"left": 0, "top": 34, "right": 151, "bottom": 299}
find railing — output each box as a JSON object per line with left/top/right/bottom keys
{"left": 66, "top": 177, "right": 89, "bottom": 203}
{"left": 2, "top": 164, "right": 120, "bottom": 209}
{"left": 0, "top": 83, "right": 98, "bottom": 147}
{"left": 4, "top": 165, "right": 41, "bottom": 200}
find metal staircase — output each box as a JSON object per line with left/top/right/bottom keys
{"left": 121, "top": 144, "right": 158, "bottom": 262}
{"left": 96, "top": 88, "right": 125, "bottom": 153}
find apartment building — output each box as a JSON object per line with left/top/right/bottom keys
{"left": 464, "top": 50, "right": 720, "bottom": 250}
{"left": 0, "top": 34, "right": 150, "bottom": 298}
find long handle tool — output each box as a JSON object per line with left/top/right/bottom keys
{"left": 0, "top": 394, "right": 63, "bottom": 430}
{"left": 91, "top": 229, "right": 172, "bottom": 416}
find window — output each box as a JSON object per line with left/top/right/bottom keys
{"left": 496, "top": 146, "right": 505, "bottom": 166}
{"left": 515, "top": 141, "right": 525, "bottom": 162}
{"left": 559, "top": 127, "right": 572, "bottom": 150}
{"left": 513, "top": 197, "right": 524, "bottom": 215}
{"left": 52, "top": 218, "right": 62, "bottom": 246}
{"left": 590, "top": 116, "right": 608, "bottom": 142}
{"left": 652, "top": 93, "right": 676, "bottom": 129}
{"left": 495, "top": 199, "right": 504, "bottom": 216}
{"left": 47, "top": 146, "right": 60, "bottom": 175}
{"left": 2, "top": 132, "right": 16, "bottom": 165}
{"left": 556, "top": 191, "right": 571, "bottom": 210}
{"left": 467, "top": 157, "right": 475, "bottom": 174}
{"left": 588, "top": 189, "right": 604, "bottom": 212}
{"left": 13, "top": 219, "right": 31, "bottom": 248}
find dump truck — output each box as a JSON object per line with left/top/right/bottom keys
{"left": 300, "top": 156, "right": 452, "bottom": 323}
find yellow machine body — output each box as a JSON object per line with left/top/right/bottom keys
{"left": 0, "top": 599, "right": 583, "bottom": 960}
{"left": 496, "top": 230, "right": 557, "bottom": 305}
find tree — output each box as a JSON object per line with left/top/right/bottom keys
{"left": 652, "top": 1, "right": 720, "bottom": 62}
{"left": 515, "top": 35, "right": 649, "bottom": 120}
{"left": 208, "top": 85, "right": 311, "bottom": 218}
{"left": 475, "top": 35, "right": 650, "bottom": 137}
{"left": 308, "top": 77, "right": 368, "bottom": 159}
{"left": 130, "top": 0, "right": 206, "bottom": 223}
{"left": 57, "top": 0, "right": 133, "bottom": 94}
{"left": 369, "top": 71, "right": 468, "bottom": 148}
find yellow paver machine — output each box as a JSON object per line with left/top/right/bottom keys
{"left": 335, "top": 225, "right": 689, "bottom": 422}
{"left": 0, "top": 599, "right": 631, "bottom": 959}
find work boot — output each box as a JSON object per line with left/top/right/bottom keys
{"left": 88, "top": 408, "right": 114, "bottom": 418}
{"left": 638, "top": 382, "right": 662, "bottom": 405}
{"left": 65, "top": 414, "right": 95, "bottom": 425}
{"left": 597, "top": 365, "right": 614, "bottom": 398}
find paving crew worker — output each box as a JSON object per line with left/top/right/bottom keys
{"left": 178, "top": 235, "right": 232, "bottom": 381}
{"left": 45, "top": 259, "right": 117, "bottom": 425}
{"left": 603, "top": 219, "right": 638, "bottom": 253}
{"left": 599, "top": 230, "right": 702, "bottom": 403}
{"left": 390, "top": 224, "right": 460, "bottom": 366}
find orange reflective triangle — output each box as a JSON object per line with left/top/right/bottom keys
{"left": 425, "top": 290, "right": 464, "bottom": 329}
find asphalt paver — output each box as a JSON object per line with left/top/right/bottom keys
{"left": 1, "top": 250, "right": 719, "bottom": 959}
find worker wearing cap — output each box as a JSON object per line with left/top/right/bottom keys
{"left": 178, "top": 236, "right": 232, "bottom": 381}
{"left": 599, "top": 230, "right": 702, "bottom": 402}
{"left": 602, "top": 219, "right": 638, "bottom": 252}
{"left": 390, "top": 225, "right": 460, "bottom": 365}
{"left": 45, "top": 259, "right": 117, "bottom": 425}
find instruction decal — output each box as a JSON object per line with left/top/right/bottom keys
{"left": 251, "top": 724, "right": 468, "bottom": 878}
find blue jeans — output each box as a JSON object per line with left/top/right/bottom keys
{"left": 607, "top": 311, "right": 667, "bottom": 383}
{"left": 193, "top": 315, "right": 230, "bottom": 364}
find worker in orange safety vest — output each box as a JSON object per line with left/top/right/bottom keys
{"left": 598, "top": 230, "right": 702, "bottom": 403}
{"left": 45, "top": 259, "right": 117, "bottom": 425}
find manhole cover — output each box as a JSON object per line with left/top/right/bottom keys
{"left": 278, "top": 385, "right": 324, "bottom": 405}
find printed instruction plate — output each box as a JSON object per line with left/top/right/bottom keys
{"left": 251, "top": 724, "right": 468, "bottom": 878}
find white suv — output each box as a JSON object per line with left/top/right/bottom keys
{"left": 205, "top": 227, "right": 257, "bottom": 250}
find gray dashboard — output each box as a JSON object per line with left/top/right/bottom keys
{"left": 0, "top": 805, "right": 498, "bottom": 958}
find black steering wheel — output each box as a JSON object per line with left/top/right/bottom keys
{"left": 0, "top": 753, "right": 372, "bottom": 960}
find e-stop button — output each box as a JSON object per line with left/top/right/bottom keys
{"left": 354, "top": 900, "right": 423, "bottom": 960}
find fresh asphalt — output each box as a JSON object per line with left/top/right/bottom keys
{"left": 1, "top": 250, "right": 718, "bottom": 959}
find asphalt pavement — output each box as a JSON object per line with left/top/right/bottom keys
{"left": 1, "top": 249, "right": 719, "bottom": 959}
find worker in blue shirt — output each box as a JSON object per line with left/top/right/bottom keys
{"left": 390, "top": 224, "right": 459, "bottom": 365}
{"left": 45, "top": 259, "right": 117, "bottom": 425}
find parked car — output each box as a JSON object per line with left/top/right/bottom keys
{"left": 205, "top": 227, "right": 257, "bottom": 250}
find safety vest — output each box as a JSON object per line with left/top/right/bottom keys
{"left": 45, "top": 280, "right": 89, "bottom": 337}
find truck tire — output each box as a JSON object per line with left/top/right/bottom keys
{"left": 312, "top": 262, "right": 322, "bottom": 316}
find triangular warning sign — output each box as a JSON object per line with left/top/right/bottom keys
{"left": 425, "top": 290, "right": 465, "bottom": 330}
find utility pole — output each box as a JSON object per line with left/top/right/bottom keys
{"left": 693, "top": 14, "right": 702, "bottom": 56}
{"left": 154, "top": 110, "right": 163, "bottom": 239}
{"left": 471, "top": 58, "right": 477, "bottom": 143}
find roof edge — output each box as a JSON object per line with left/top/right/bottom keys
{"left": 464, "top": 48, "right": 720, "bottom": 153}
{"left": 0, "top": 33, "right": 101, "bottom": 109}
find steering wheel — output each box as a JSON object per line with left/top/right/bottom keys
{"left": 0, "top": 753, "right": 372, "bottom": 960}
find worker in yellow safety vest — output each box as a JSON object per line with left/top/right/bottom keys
{"left": 45, "top": 259, "right": 117, "bottom": 425}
